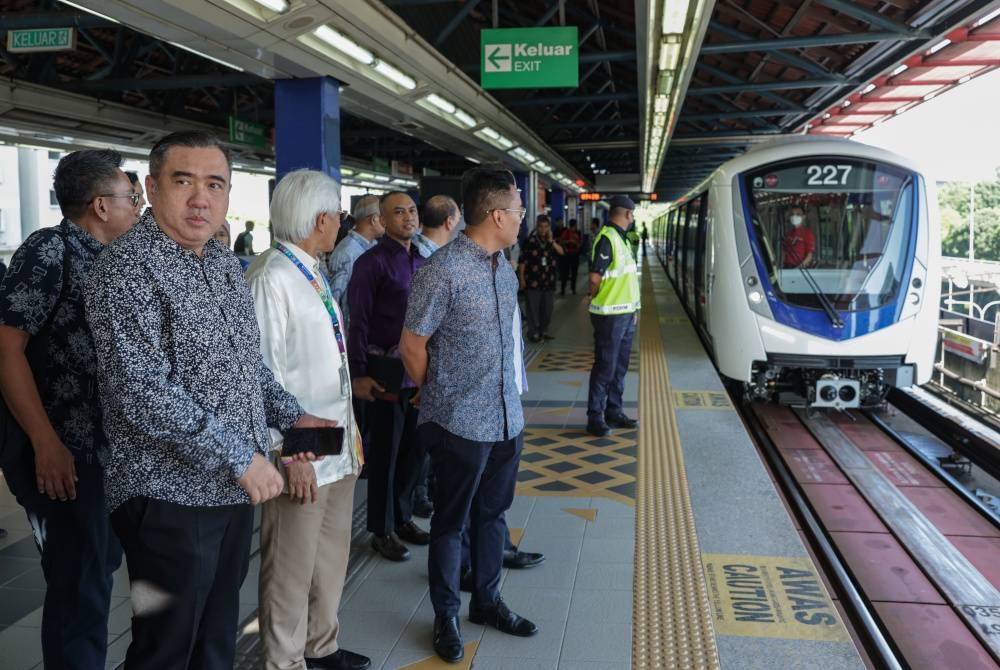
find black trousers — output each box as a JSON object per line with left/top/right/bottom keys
{"left": 424, "top": 422, "right": 522, "bottom": 617}
{"left": 111, "top": 497, "right": 252, "bottom": 670}
{"left": 367, "top": 388, "right": 423, "bottom": 536}
{"left": 3, "top": 457, "right": 122, "bottom": 670}
{"left": 524, "top": 289, "right": 554, "bottom": 338}
{"left": 559, "top": 253, "right": 580, "bottom": 293}
{"left": 587, "top": 312, "right": 637, "bottom": 423}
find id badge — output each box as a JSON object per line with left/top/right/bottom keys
{"left": 541, "top": 256, "right": 548, "bottom": 268}
{"left": 339, "top": 364, "right": 350, "bottom": 396}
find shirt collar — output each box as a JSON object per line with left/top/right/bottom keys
{"left": 455, "top": 231, "right": 494, "bottom": 260}
{"left": 138, "top": 212, "right": 227, "bottom": 261}
{"left": 277, "top": 240, "right": 321, "bottom": 271}
{"left": 63, "top": 218, "right": 105, "bottom": 254}
{"left": 378, "top": 235, "right": 420, "bottom": 258}
{"left": 348, "top": 229, "right": 376, "bottom": 248}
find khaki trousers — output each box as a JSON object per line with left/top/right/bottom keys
{"left": 259, "top": 475, "right": 357, "bottom": 670}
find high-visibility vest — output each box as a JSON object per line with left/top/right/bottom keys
{"left": 589, "top": 225, "right": 640, "bottom": 315}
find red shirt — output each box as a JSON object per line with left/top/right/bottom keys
{"left": 559, "top": 228, "right": 582, "bottom": 254}
{"left": 782, "top": 227, "right": 815, "bottom": 267}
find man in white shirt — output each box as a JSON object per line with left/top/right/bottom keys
{"left": 248, "top": 170, "right": 370, "bottom": 670}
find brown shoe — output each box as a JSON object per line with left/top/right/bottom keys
{"left": 371, "top": 534, "right": 410, "bottom": 561}
{"left": 396, "top": 520, "right": 430, "bottom": 545}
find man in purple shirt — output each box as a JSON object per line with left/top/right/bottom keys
{"left": 347, "top": 191, "right": 430, "bottom": 562}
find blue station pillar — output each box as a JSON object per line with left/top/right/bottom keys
{"left": 274, "top": 77, "right": 342, "bottom": 183}
{"left": 549, "top": 188, "right": 566, "bottom": 223}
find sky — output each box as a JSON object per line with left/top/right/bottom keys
{"left": 856, "top": 67, "right": 1000, "bottom": 183}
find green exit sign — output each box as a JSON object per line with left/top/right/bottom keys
{"left": 481, "top": 27, "right": 578, "bottom": 89}
{"left": 228, "top": 116, "right": 267, "bottom": 149}
{"left": 7, "top": 28, "right": 76, "bottom": 53}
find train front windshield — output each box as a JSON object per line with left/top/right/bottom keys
{"left": 743, "top": 157, "right": 916, "bottom": 312}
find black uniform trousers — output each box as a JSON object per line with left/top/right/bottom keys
{"left": 110, "top": 497, "right": 252, "bottom": 670}
{"left": 587, "top": 312, "right": 637, "bottom": 423}
{"left": 424, "top": 421, "right": 522, "bottom": 617}
{"left": 3, "top": 455, "right": 122, "bottom": 670}
{"left": 366, "top": 388, "right": 423, "bottom": 536}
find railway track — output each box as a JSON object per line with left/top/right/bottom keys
{"left": 741, "top": 397, "right": 1000, "bottom": 670}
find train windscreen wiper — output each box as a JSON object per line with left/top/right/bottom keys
{"left": 780, "top": 238, "right": 844, "bottom": 329}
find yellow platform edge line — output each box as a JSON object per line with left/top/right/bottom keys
{"left": 633, "top": 263, "right": 722, "bottom": 670}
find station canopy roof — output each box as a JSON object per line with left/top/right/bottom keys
{"left": 0, "top": 0, "right": 997, "bottom": 200}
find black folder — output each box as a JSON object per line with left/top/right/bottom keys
{"left": 367, "top": 354, "right": 405, "bottom": 394}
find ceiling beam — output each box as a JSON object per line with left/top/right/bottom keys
{"left": 702, "top": 30, "right": 922, "bottom": 55}
{"left": 707, "top": 21, "right": 835, "bottom": 77}
{"left": 0, "top": 11, "right": 114, "bottom": 29}
{"left": 551, "top": 140, "right": 638, "bottom": 150}
{"left": 65, "top": 74, "right": 265, "bottom": 92}
{"left": 506, "top": 91, "right": 634, "bottom": 108}
{"left": 688, "top": 77, "right": 855, "bottom": 95}
{"left": 816, "top": 0, "right": 914, "bottom": 34}
{"left": 434, "top": 0, "right": 483, "bottom": 47}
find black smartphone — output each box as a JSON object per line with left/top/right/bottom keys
{"left": 281, "top": 427, "right": 344, "bottom": 457}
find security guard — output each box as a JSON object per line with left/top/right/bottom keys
{"left": 586, "top": 196, "right": 640, "bottom": 436}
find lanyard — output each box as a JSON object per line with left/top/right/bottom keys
{"left": 274, "top": 243, "right": 346, "bottom": 355}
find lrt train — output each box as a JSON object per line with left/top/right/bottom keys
{"left": 652, "top": 136, "right": 940, "bottom": 409}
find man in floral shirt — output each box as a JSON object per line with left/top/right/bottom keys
{"left": 518, "top": 215, "right": 563, "bottom": 342}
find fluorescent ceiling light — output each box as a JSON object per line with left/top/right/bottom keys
{"left": 928, "top": 39, "right": 951, "bottom": 55}
{"left": 861, "top": 83, "right": 876, "bottom": 95}
{"left": 841, "top": 100, "right": 851, "bottom": 107}
{"left": 314, "top": 26, "right": 374, "bottom": 65}
{"left": 453, "top": 108, "right": 477, "bottom": 128}
{"left": 373, "top": 175, "right": 391, "bottom": 182}
{"left": 974, "top": 7, "right": 1000, "bottom": 28}
{"left": 509, "top": 147, "right": 537, "bottom": 164}
{"left": 662, "top": 0, "right": 689, "bottom": 34}
{"left": 357, "top": 172, "right": 375, "bottom": 179}
{"left": 658, "top": 38, "right": 682, "bottom": 71}
{"left": 425, "top": 93, "right": 456, "bottom": 114}
{"left": 169, "top": 42, "right": 243, "bottom": 72}
{"left": 373, "top": 60, "right": 416, "bottom": 90}
{"left": 475, "top": 126, "right": 514, "bottom": 150}
{"left": 532, "top": 161, "right": 553, "bottom": 174}
{"left": 252, "top": 0, "right": 289, "bottom": 11}
{"left": 890, "top": 64, "right": 908, "bottom": 76}
{"left": 341, "top": 167, "right": 355, "bottom": 175}
{"left": 466, "top": 156, "right": 481, "bottom": 164}
{"left": 654, "top": 95, "right": 669, "bottom": 113}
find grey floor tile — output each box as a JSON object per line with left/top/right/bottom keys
{"left": 529, "top": 497, "right": 594, "bottom": 515}
{"left": 477, "top": 618, "right": 567, "bottom": 660}
{"left": 574, "top": 563, "right": 633, "bottom": 591}
{"left": 501, "top": 563, "right": 577, "bottom": 589}
{"left": 509, "top": 536, "right": 582, "bottom": 566}
{"left": 473, "top": 655, "right": 559, "bottom": 670}
{"left": 586, "top": 498, "right": 635, "bottom": 518}
{"left": 0, "top": 556, "right": 37, "bottom": 587}
{"left": 104, "top": 631, "right": 131, "bottom": 669}
{"left": 496, "top": 585, "right": 573, "bottom": 622}
{"left": 341, "top": 573, "right": 428, "bottom": 614}
{"left": 393, "top": 615, "right": 486, "bottom": 653}
{"left": 716, "top": 636, "right": 863, "bottom": 670}
{"left": 0, "top": 587, "right": 44, "bottom": 625}
{"left": 337, "top": 610, "right": 410, "bottom": 649}
{"left": 106, "top": 597, "right": 133, "bottom": 636}
{"left": 4, "top": 566, "right": 45, "bottom": 591}
{"left": 559, "top": 622, "right": 631, "bottom": 663}
{"left": 0, "top": 536, "right": 39, "bottom": 559}
{"left": 380, "top": 647, "right": 439, "bottom": 669}
{"left": 583, "top": 519, "right": 635, "bottom": 542}
{"left": 579, "top": 538, "right": 634, "bottom": 564}
{"left": 568, "top": 590, "right": 633, "bottom": 623}
{"left": 0, "top": 511, "right": 31, "bottom": 532}
{"left": 0, "top": 528, "right": 31, "bottom": 552}
{"left": 0, "top": 623, "right": 43, "bottom": 670}
{"left": 557, "top": 660, "right": 630, "bottom": 670}
{"left": 110, "top": 568, "right": 130, "bottom": 597}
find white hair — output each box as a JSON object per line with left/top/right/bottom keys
{"left": 269, "top": 169, "right": 341, "bottom": 244}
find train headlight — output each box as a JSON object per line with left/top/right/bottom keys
{"left": 838, "top": 385, "right": 857, "bottom": 402}
{"left": 819, "top": 384, "right": 838, "bottom": 402}
{"left": 908, "top": 292, "right": 920, "bottom": 304}
{"left": 748, "top": 290, "right": 763, "bottom": 304}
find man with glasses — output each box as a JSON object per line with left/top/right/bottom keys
{"left": 401, "top": 166, "right": 537, "bottom": 664}
{"left": 0, "top": 149, "right": 137, "bottom": 668}
{"left": 347, "top": 191, "right": 429, "bottom": 562}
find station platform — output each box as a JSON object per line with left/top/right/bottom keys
{"left": 0, "top": 257, "right": 868, "bottom": 669}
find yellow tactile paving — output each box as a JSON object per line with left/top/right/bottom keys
{"left": 516, "top": 427, "right": 636, "bottom": 505}
{"left": 633, "top": 265, "right": 721, "bottom": 670}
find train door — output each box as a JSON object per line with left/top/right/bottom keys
{"left": 684, "top": 196, "right": 702, "bottom": 311}
{"left": 693, "top": 192, "right": 710, "bottom": 328}
{"left": 670, "top": 208, "right": 681, "bottom": 284}
{"left": 664, "top": 209, "right": 676, "bottom": 279}
{"left": 678, "top": 202, "right": 691, "bottom": 305}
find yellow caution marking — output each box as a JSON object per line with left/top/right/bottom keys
{"left": 634, "top": 262, "right": 721, "bottom": 669}
{"left": 529, "top": 349, "right": 640, "bottom": 372}
{"left": 398, "top": 642, "right": 479, "bottom": 669}
{"left": 508, "top": 527, "right": 524, "bottom": 546}
{"left": 701, "top": 554, "right": 848, "bottom": 642}
{"left": 563, "top": 507, "right": 598, "bottom": 521}
{"left": 673, "top": 391, "right": 732, "bottom": 410}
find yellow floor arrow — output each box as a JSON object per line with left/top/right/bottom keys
{"left": 398, "top": 641, "right": 479, "bottom": 669}
{"left": 508, "top": 527, "right": 524, "bottom": 546}
{"left": 562, "top": 508, "right": 598, "bottom": 521}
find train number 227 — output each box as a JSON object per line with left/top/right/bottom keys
{"left": 806, "top": 165, "right": 853, "bottom": 186}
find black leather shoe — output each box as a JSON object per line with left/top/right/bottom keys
{"left": 433, "top": 616, "right": 464, "bottom": 663}
{"left": 606, "top": 414, "right": 638, "bottom": 429}
{"left": 469, "top": 598, "right": 538, "bottom": 637}
{"left": 413, "top": 497, "right": 434, "bottom": 519}
{"left": 459, "top": 568, "right": 474, "bottom": 593}
{"left": 503, "top": 549, "right": 545, "bottom": 569}
{"left": 371, "top": 534, "right": 410, "bottom": 562}
{"left": 304, "top": 649, "right": 371, "bottom": 670}
{"left": 395, "top": 520, "right": 430, "bottom": 545}
{"left": 586, "top": 422, "right": 611, "bottom": 437}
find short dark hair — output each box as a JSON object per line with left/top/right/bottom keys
{"left": 569, "top": 218, "right": 578, "bottom": 227}
{"left": 461, "top": 165, "right": 516, "bottom": 226}
{"left": 536, "top": 215, "right": 550, "bottom": 226}
{"left": 148, "top": 130, "right": 231, "bottom": 179}
{"left": 125, "top": 170, "right": 139, "bottom": 186}
{"left": 422, "top": 195, "right": 458, "bottom": 229}
{"left": 53, "top": 149, "right": 124, "bottom": 219}
{"left": 379, "top": 190, "right": 412, "bottom": 208}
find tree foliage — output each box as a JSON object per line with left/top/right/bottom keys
{"left": 938, "top": 167, "right": 1000, "bottom": 260}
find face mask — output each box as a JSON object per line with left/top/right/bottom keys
{"left": 790, "top": 215, "right": 803, "bottom": 227}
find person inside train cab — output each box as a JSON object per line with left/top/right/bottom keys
{"left": 781, "top": 205, "right": 815, "bottom": 269}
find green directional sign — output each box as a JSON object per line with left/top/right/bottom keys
{"left": 228, "top": 116, "right": 267, "bottom": 149}
{"left": 481, "top": 27, "right": 578, "bottom": 89}
{"left": 7, "top": 28, "right": 76, "bottom": 53}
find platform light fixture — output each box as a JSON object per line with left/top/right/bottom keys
{"left": 861, "top": 83, "right": 876, "bottom": 95}
{"left": 314, "top": 26, "right": 374, "bottom": 65}
{"left": 532, "top": 161, "right": 553, "bottom": 174}
{"left": 474, "top": 126, "right": 514, "bottom": 150}
{"left": 169, "top": 41, "right": 243, "bottom": 72}
{"left": 509, "top": 147, "right": 538, "bottom": 166}
{"left": 890, "top": 64, "right": 909, "bottom": 77}
{"left": 662, "top": 0, "right": 689, "bottom": 33}
{"left": 658, "top": 36, "right": 682, "bottom": 71}
{"left": 252, "top": 0, "right": 289, "bottom": 11}
{"left": 928, "top": 39, "right": 951, "bottom": 55}
{"left": 417, "top": 94, "right": 478, "bottom": 130}
{"left": 58, "top": 1, "right": 120, "bottom": 23}
{"left": 373, "top": 60, "right": 416, "bottom": 90}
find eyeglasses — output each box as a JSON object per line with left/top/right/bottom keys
{"left": 487, "top": 207, "right": 526, "bottom": 221}
{"left": 93, "top": 193, "right": 141, "bottom": 207}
